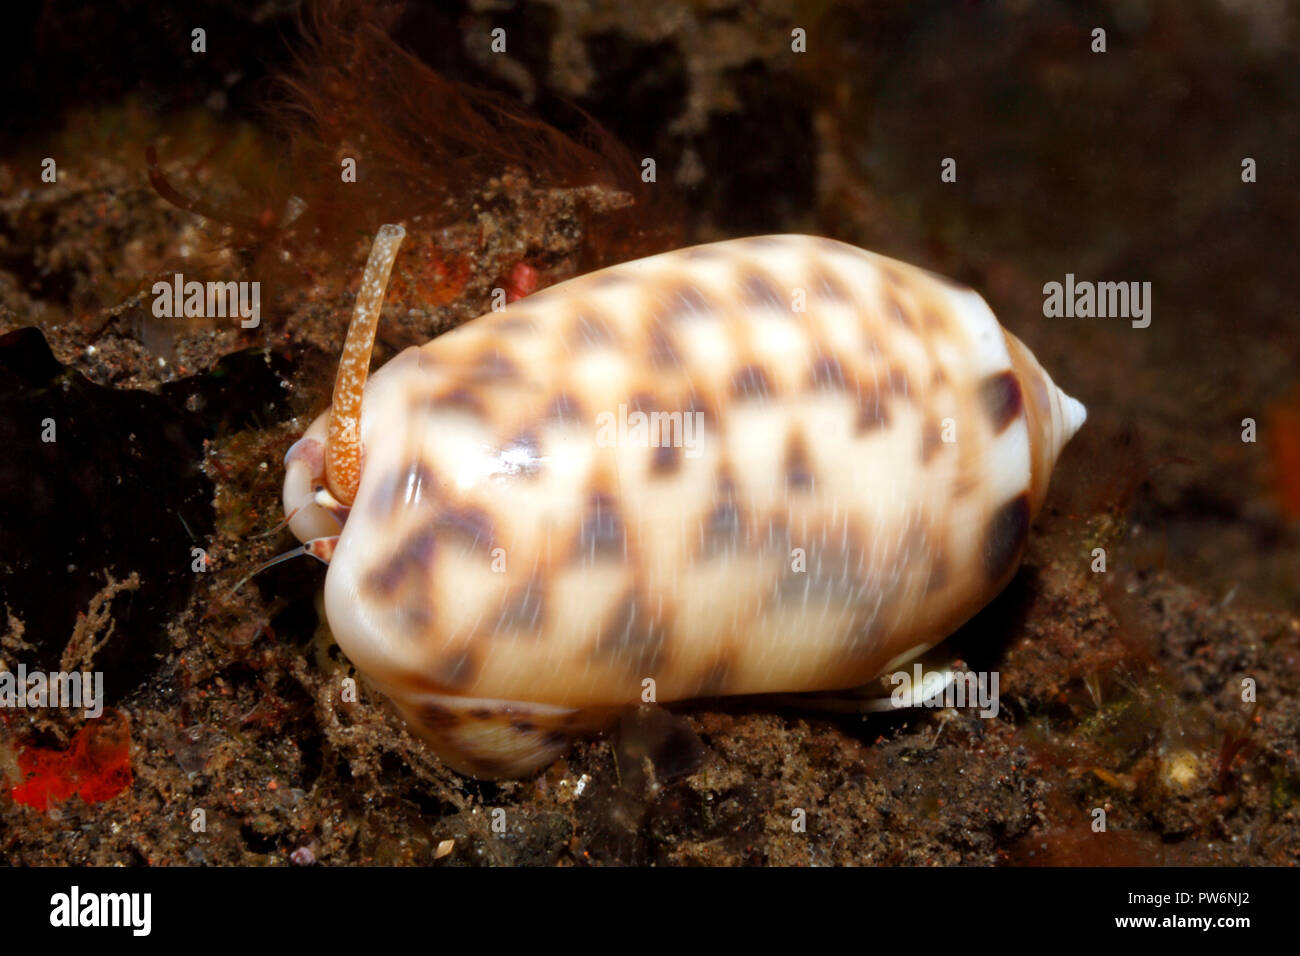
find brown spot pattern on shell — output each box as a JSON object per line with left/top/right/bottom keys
{"left": 294, "top": 235, "right": 1086, "bottom": 778}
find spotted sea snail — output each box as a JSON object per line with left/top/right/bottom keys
{"left": 280, "top": 225, "right": 1086, "bottom": 778}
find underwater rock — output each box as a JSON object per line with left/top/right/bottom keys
{"left": 0, "top": 326, "right": 216, "bottom": 699}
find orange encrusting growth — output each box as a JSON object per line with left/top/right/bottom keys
{"left": 7, "top": 711, "right": 133, "bottom": 810}
{"left": 1266, "top": 383, "right": 1300, "bottom": 518}
{"left": 325, "top": 223, "right": 406, "bottom": 505}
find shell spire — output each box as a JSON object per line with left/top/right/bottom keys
{"left": 1060, "top": 391, "right": 1088, "bottom": 444}
{"left": 1002, "top": 328, "right": 1087, "bottom": 514}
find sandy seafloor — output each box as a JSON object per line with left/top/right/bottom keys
{"left": 1, "top": 0, "right": 1298, "bottom": 865}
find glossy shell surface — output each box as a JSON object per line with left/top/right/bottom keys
{"left": 284, "top": 234, "right": 1086, "bottom": 776}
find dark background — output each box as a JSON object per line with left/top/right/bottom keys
{"left": 0, "top": 0, "right": 1297, "bottom": 866}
